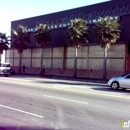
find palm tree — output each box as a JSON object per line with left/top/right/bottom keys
{"left": 94, "top": 16, "right": 120, "bottom": 80}
{"left": 12, "top": 25, "right": 30, "bottom": 73}
{"left": 66, "top": 18, "right": 89, "bottom": 77}
{"left": 34, "top": 24, "right": 52, "bottom": 73}
{"left": 0, "top": 33, "right": 10, "bottom": 54}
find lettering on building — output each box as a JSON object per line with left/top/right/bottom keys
{"left": 27, "top": 4, "right": 130, "bottom": 32}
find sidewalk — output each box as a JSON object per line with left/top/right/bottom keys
{"left": 11, "top": 67, "right": 123, "bottom": 83}
{"left": 11, "top": 73, "right": 108, "bottom": 84}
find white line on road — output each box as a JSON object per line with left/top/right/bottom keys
{"left": 43, "top": 95, "right": 130, "bottom": 114}
{"left": 43, "top": 95, "right": 88, "bottom": 105}
{"left": 0, "top": 104, "right": 44, "bottom": 118}
{"left": 53, "top": 85, "right": 89, "bottom": 89}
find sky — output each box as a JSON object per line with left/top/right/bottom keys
{"left": 0, "top": 0, "right": 110, "bottom": 36}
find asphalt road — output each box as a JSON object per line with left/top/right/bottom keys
{"left": 0, "top": 76, "right": 129, "bottom": 130}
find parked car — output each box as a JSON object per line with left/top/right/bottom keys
{"left": 108, "top": 72, "right": 130, "bottom": 90}
{"left": 0, "top": 62, "right": 10, "bottom": 77}
{"left": 10, "top": 68, "right": 15, "bottom": 75}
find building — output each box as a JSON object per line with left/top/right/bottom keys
{"left": 6, "top": 0, "right": 130, "bottom": 79}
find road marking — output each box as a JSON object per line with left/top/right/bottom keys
{"left": 42, "top": 87, "right": 130, "bottom": 100}
{"left": 0, "top": 104, "right": 44, "bottom": 118}
{"left": 0, "top": 78, "right": 130, "bottom": 100}
{"left": 54, "top": 84, "right": 90, "bottom": 89}
{"left": 43, "top": 95, "right": 130, "bottom": 113}
{"left": 43, "top": 95, "right": 88, "bottom": 105}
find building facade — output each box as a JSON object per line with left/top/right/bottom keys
{"left": 5, "top": 0, "right": 130, "bottom": 78}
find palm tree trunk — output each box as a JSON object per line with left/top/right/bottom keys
{"left": 40, "top": 49, "right": 44, "bottom": 74}
{"left": 73, "top": 48, "right": 78, "bottom": 78}
{"left": 102, "top": 47, "right": 107, "bottom": 80}
{"left": 19, "top": 53, "right": 22, "bottom": 74}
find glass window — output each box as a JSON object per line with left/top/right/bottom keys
{"left": 3, "top": 64, "right": 10, "bottom": 67}
{"left": 126, "top": 74, "right": 130, "bottom": 78}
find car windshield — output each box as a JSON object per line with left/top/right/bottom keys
{"left": 121, "top": 72, "right": 130, "bottom": 77}
{"left": 3, "top": 64, "right": 10, "bottom": 67}
{"left": 0, "top": 63, "right": 10, "bottom": 67}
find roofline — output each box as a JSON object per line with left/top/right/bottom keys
{"left": 11, "top": 0, "right": 111, "bottom": 22}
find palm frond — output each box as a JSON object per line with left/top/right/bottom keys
{"left": 11, "top": 25, "right": 30, "bottom": 53}
{"left": 34, "top": 24, "right": 52, "bottom": 49}
{"left": 0, "top": 33, "right": 10, "bottom": 54}
{"left": 66, "top": 18, "right": 89, "bottom": 48}
{"left": 94, "top": 16, "right": 120, "bottom": 48}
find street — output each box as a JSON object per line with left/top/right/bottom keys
{"left": 0, "top": 76, "right": 129, "bottom": 130}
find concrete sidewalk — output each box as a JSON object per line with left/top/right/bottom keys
{"left": 10, "top": 73, "right": 108, "bottom": 84}
{"left": 12, "top": 67, "right": 124, "bottom": 81}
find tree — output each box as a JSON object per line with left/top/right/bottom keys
{"left": 66, "top": 18, "right": 89, "bottom": 77}
{"left": 0, "top": 33, "right": 10, "bottom": 54}
{"left": 34, "top": 24, "right": 52, "bottom": 73}
{"left": 12, "top": 25, "right": 30, "bottom": 73}
{"left": 94, "top": 16, "right": 120, "bottom": 80}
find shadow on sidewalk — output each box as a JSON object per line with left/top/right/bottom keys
{"left": 35, "top": 80, "right": 107, "bottom": 87}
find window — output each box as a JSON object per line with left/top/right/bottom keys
{"left": 126, "top": 74, "right": 130, "bottom": 78}
{"left": 0, "top": 63, "right": 10, "bottom": 67}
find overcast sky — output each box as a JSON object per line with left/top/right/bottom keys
{"left": 0, "top": 0, "right": 110, "bottom": 35}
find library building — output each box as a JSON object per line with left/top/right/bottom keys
{"left": 6, "top": 0, "right": 130, "bottom": 79}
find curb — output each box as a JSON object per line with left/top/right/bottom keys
{"left": 11, "top": 73, "right": 108, "bottom": 84}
